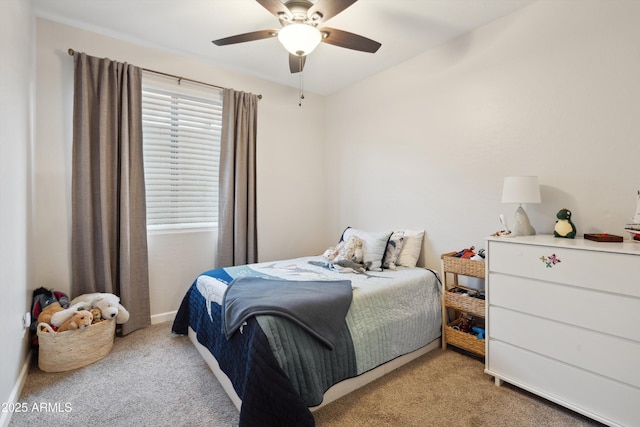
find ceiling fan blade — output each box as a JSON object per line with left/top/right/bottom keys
{"left": 289, "top": 54, "right": 306, "bottom": 73}
{"left": 320, "top": 27, "right": 381, "bottom": 53}
{"left": 256, "top": 0, "right": 293, "bottom": 21}
{"left": 308, "top": 0, "right": 358, "bottom": 23}
{"left": 212, "top": 29, "right": 278, "bottom": 46}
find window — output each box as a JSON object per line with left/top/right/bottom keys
{"left": 142, "top": 77, "right": 223, "bottom": 231}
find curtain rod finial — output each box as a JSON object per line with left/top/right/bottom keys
{"left": 68, "top": 48, "right": 75, "bottom": 56}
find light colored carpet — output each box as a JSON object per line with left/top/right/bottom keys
{"left": 11, "top": 321, "right": 240, "bottom": 426}
{"left": 313, "top": 347, "right": 603, "bottom": 427}
{"left": 11, "top": 322, "right": 603, "bottom": 427}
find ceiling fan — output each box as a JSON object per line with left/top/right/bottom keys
{"left": 212, "top": 0, "right": 381, "bottom": 74}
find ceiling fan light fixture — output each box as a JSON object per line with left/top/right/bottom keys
{"left": 277, "top": 23, "right": 322, "bottom": 56}
{"left": 310, "top": 12, "right": 323, "bottom": 22}
{"left": 277, "top": 12, "right": 290, "bottom": 22}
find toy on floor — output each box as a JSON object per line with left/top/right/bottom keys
{"left": 554, "top": 208, "right": 576, "bottom": 239}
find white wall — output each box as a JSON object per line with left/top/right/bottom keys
{"left": 33, "top": 1, "right": 640, "bottom": 320}
{"left": 325, "top": 0, "right": 640, "bottom": 270}
{"left": 34, "top": 19, "right": 328, "bottom": 320}
{"left": 0, "top": 1, "right": 34, "bottom": 425}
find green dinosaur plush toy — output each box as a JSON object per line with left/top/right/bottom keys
{"left": 554, "top": 208, "right": 576, "bottom": 239}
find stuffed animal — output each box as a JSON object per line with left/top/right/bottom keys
{"left": 48, "top": 300, "right": 95, "bottom": 328}
{"left": 322, "top": 246, "right": 339, "bottom": 260}
{"left": 90, "top": 308, "right": 104, "bottom": 323}
{"left": 336, "top": 236, "right": 363, "bottom": 263}
{"left": 38, "top": 301, "right": 96, "bottom": 331}
{"left": 30, "top": 287, "right": 69, "bottom": 333}
{"left": 554, "top": 208, "right": 576, "bottom": 238}
{"left": 323, "top": 236, "right": 364, "bottom": 264}
{"left": 37, "top": 302, "right": 64, "bottom": 327}
{"left": 323, "top": 239, "right": 346, "bottom": 260}
{"left": 57, "top": 310, "right": 93, "bottom": 332}
{"left": 353, "top": 241, "right": 364, "bottom": 263}
{"left": 70, "top": 293, "right": 130, "bottom": 324}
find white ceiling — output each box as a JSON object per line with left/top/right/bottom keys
{"left": 32, "top": 0, "right": 537, "bottom": 95}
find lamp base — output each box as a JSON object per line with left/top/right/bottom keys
{"left": 512, "top": 205, "right": 536, "bottom": 236}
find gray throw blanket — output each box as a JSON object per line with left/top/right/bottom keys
{"left": 222, "top": 277, "right": 353, "bottom": 350}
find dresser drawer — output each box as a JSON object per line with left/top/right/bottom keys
{"left": 489, "top": 307, "right": 640, "bottom": 388}
{"left": 487, "top": 239, "right": 640, "bottom": 297}
{"left": 487, "top": 341, "right": 639, "bottom": 427}
{"left": 489, "top": 273, "right": 640, "bottom": 341}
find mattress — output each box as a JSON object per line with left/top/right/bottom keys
{"left": 172, "top": 256, "right": 442, "bottom": 426}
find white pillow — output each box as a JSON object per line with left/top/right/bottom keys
{"left": 395, "top": 229, "right": 425, "bottom": 268}
{"left": 341, "top": 227, "right": 392, "bottom": 271}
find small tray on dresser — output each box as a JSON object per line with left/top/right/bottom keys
{"left": 584, "top": 233, "right": 623, "bottom": 242}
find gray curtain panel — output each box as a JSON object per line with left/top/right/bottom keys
{"left": 216, "top": 89, "right": 259, "bottom": 267}
{"left": 71, "top": 52, "right": 150, "bottom": 335}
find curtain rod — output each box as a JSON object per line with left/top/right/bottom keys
{"left": 67, "top": 48, "right": 262, "bottom": 99}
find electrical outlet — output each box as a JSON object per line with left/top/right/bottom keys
{"left": 23, "top": 312, "right": 31, "bottom": 328}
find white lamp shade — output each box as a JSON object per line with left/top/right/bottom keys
{"left": 278, "top": 24, "right": 322, "bottom": 56}
{"left": 501, "top": 176, "right": 541, "bottom": 204}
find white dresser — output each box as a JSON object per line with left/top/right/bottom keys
{"left": 485, "top": 235, "right": 640, "bottom": 427}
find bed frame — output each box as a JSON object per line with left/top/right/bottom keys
{"left": 188, "top": 327, "right": 441, "bottom": 412}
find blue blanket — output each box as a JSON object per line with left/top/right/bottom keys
{"left": 222, "top": 277, "right": 353, "bottom": 350}
{"left": 172, "top": 266, "right": 358, "bottom": 426}
{"left": 172, "top": 285, "right": 316, "bottom": 426}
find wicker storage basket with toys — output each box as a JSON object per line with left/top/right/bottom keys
{"left": 444, "top": 317, "right": 485, "bottom": 356}
{"left": 37, "top": 319, "right": 116, "bottom": 372}
{"left": 441, "top": 250, "right": 486, "bottom": 357}
{"left": 35, "top": 292, "right": 128, "bottom": 372}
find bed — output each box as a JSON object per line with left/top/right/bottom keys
{"left": 172, "top": 230, "right": 442, "bottom": 426}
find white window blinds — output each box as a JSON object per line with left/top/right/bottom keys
{"left": 142, "top": 81, "right": 223, "bottom": 230}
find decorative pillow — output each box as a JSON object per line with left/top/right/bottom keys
{"left": 341, "top": 227, "right": 392, "bottom": 271}
{"left": 395, "top": 229, "right": 425, "bottom": 268}
{"left": 382, "top": 231, "right": 405, "bottom": 270}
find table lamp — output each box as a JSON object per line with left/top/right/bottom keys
{"left": 501, "top": 176, "right": 541, "bottom": 236}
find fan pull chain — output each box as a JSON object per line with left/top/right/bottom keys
{"left": 298, "top": 56, "right": 305, "bottom": 107}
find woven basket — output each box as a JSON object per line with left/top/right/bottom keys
{"left": 441, "top": 252, "right": 485, "bottom": 278}
{"left": 37, "top": 320, "right": 116, "bottom": 372}
{"left": 444, "top": 291, "right": 485, "bottom": 318}
{"left": 444, "top": 318, "right": 485, "bottom": 356}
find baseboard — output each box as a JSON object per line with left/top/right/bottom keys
{"left": 0, "top": 349, "right": 33, "bottom": 427}
{"left": 150, "top": 310, "right": 176, "bottom": 325}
